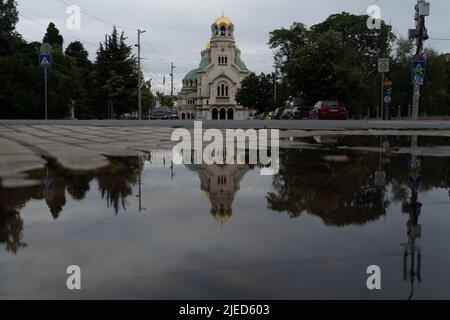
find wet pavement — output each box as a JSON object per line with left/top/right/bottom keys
{"left": 1, "top": 135, "right": 450, "bottom": 299}
{"left": 2, "top": 123, "right": 450, "bottom": 188}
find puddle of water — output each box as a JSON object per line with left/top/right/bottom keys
{"left": 1, "top": 136, "right": 450, "bottom": 299}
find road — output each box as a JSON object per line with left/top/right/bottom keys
{"left": 1, "top": 119, "right": 450, "bottom": 130}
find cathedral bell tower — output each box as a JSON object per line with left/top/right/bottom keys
{"left": 210, "top": 15, "right": 235, "bottom": 45}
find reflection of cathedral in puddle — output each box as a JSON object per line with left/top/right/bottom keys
{"left": 186, "top": 164, "right": 250, "bottom": 224}
{"left": 42, "top": 174, "right": 66, "bottom": 220}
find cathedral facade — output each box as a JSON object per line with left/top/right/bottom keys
{"left": 178, "top": 16, "right": 251, "bottom": 120}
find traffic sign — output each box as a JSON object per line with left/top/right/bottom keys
{"left": 375, "top": 171, "right": 386, "bottom": 187}
{"left": 384, "top": 95, "right": 392, "bottom": 104}
{"left": 413, "top": 74, "right": 424, "bottom": 86}
{"left": 413, "top": 61, "right": 426, "bottom": 74}
{"left": 412, "top": 60, "right": 426, "bottom": 86}
{"left": 40, "top": 43, "right": 53, "bottom": 55}
{"left": 410, "top": 159, "right": 422, "bottom": 171}
{"left": 378, "top": 58, "right": 390, "bottom": 73}
{"left": 39, "top": 54, "right": 52, "bottom": 68}
{"left": 383, "top": 79, "right": 393, "bottom": 119}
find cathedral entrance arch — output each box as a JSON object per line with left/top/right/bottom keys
{"left": 220, "top": 108, "right": 227, "bottom": 120}
{"left": 227, "top": 108, "right": 234, "bottom": 120}
{"left": 212, "top": 108, "right": 219, "bottom": 120}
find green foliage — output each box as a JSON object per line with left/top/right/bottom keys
{"left": 271, "top": 12, "right": 396, "bottom": 117}
{"left": 89, "top": 26, "right": 138, "bottom": 118}
{"left": 0, "top": 0, "right": 19, "bottom": 55}
{"left": 43, "top": 22, "right": 64, "bottom": 50}
{"left": 65, "top": 41, "right": 90, "bottom": 69}
{"left": 269, "top": 22, "right": 309, "bottom": 71}
{"left": 236, "top": 72, "right": 280, "bottom": 112}
{"left": 156, "top": 91, "right": 173, "bottom": 107}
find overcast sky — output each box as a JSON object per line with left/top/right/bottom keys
{"left": 15, "top": 0, "right": 450, "bottom": 92}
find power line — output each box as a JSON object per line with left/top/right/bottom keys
{"left": 18, "top": 13, "right": 99, "bottom": 48}
{"left": 429, "top": 37, "right": 450, "bottom": 41}
{"left": 54, "top": 0, "right": 137, "bottom": 32}
{"left": 142, "top": 35, "right": 170, "bottom": 66}
{"left": 142, "top": 64, "right": 164, "bottom": 86}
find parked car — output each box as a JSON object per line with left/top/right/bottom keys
{"left": 309, "top": 101, "right": 348, "bottom": 120}
{"left": 150, "top": 107, "right": 171, "bottom": 120}
{"left": 281, "top": 109, "right": 293, "bottom": 120}
{"left": 273, "top": 108, "right": 286, "bottom": 120}
{"left": 257, "top": 112, "right": 267, "bottom": 120}
{"left": 169, "top": 109, "right": 179, "bottom": 120}
{"left": 292, "top": 106, "right": 313, "bottom": 120}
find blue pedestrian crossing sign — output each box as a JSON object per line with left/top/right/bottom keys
{"left": 39, "top": 54, "right": 52, "bottom": 68}
{"left": 412, "top": 60, "right": 426, "bottom": 86}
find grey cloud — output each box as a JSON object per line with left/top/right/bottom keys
{"left": 15, "top": 0, "right": 450, "bottom": 91}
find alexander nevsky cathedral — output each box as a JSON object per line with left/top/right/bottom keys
{"left": 178, "top": 15, "right": 251, "bottom": 120}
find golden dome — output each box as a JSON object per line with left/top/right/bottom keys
{"left": 212, "top": 210, "right": 232, "bottom": 224}
{"left": 214, "top": 15, "right": 232, "bottom": 26}
{"left": 204, "top": 41, "right": 211, "bottom": 50}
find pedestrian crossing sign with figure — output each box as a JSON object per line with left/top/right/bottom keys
{"left": 39, "top": 54, "right": 52, "bottom": 68}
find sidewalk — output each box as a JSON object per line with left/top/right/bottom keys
{"left": 1, "top": 121, "right": 450, "bottom": 188}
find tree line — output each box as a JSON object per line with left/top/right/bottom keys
{"left": 0, "top": 0, "right": 163, "bottom": 120}
{"left": 237, "top": 12, "right": 450, "bottom": 117}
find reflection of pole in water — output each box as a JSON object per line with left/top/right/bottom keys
{"left": 401, "top": 135, "right": 422, "bottom": 300}
{"left": 136, "top": 156, "right": 147, "bottom": 212}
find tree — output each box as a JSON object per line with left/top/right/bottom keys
{"left": 0, "top": 0, "right": 19, "bottom": 55}
{"left": 142, "top": 80, "right": 156, "bottom": 116}
{"left": 155, "top": 91, "right": 173, "bottom": 107}
{"left": 390, "top": 37, "right": 415, "bottom": 117}
{"left": 390, "top": 39, "right": 450, "bottom": 117}
{"left": 65, "top": 41, "right": 90, "bottom": 68}
{"left": 420, "top": 49, "right": 449, "bottom": 116}
{"left": 43, "top": 22, "right": 64, "bottom": 50}
{"left": 236, "top": 72, "right": 276, "bottom": 112}
{"left": 272, "top": 12, "right": 396, "bottom": 117}
{"left": 311, "top": 12, "right": 394, "bottom": 59}
{"left": 90, "top": 26, "right": 138, "bottom": 118}
{"left": 269, "top": 22, "right": 309, "bottom": 73}
{"left": 102, "top": 70, "right": 125, "bottom": 119}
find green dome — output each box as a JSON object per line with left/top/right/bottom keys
{"left": 183, "top": 69, "right": 198, "bottom": 80}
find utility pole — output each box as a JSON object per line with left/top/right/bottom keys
{"left": 148, "top": 78, "right": 152, "bottom": 120}
{"left": 273, "top": 67, "right": 277, "bottom": 107}
{"left": 137, "top": 29, "right": 146, "bottom": 120}
{"left": 170, "top": 62, "right": 176, "bottom": 101}
{"left": 410, "top": 0, "right": 430, "bottom": 120}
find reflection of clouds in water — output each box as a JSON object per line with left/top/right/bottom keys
{"left": 2, "top": 142, "right": 450, "bottom": 298}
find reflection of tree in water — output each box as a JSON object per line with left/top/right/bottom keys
{"left": 0, "top": 157, "right": 143, "bottom": 253}
{"left": 96, "top": 157, "right": 141, "bottom": 215}
{"left": 0, "top": 211, "right": 25, "bottom": 254}
{"left": 0, "top": 187, "right": 34, "bottom": 254}
{"left": 267, "top": 149, "right": 389, "bottom": 226}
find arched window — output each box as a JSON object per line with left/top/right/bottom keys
{"left": 220, "top": 26, "right": 226, "bottom": 36}
{"left": 217, "top": 83, "right": 229, "bottom": 97}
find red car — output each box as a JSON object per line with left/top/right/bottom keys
{"left": 309, "top": 101, "right": 348, "bottom": 120}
